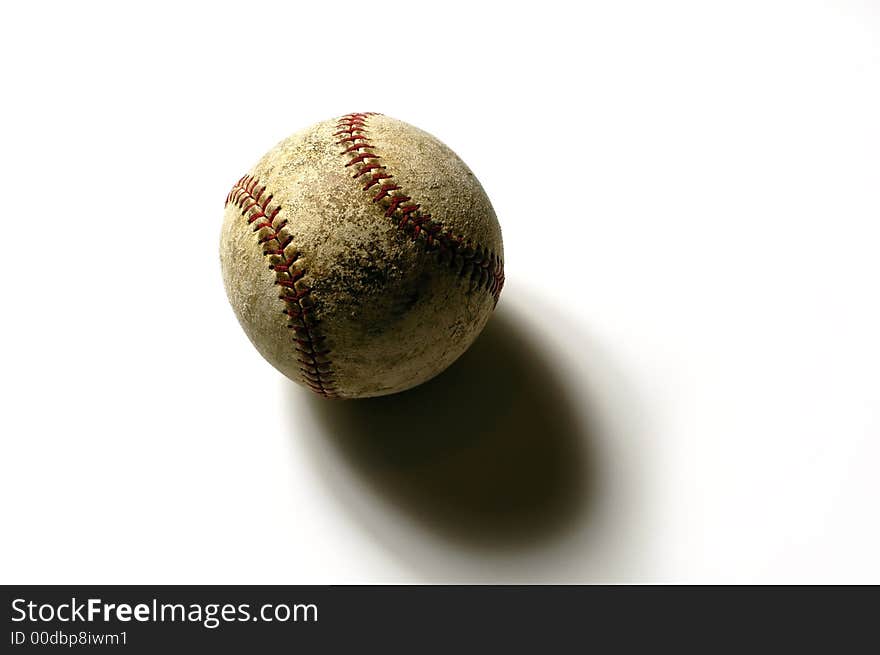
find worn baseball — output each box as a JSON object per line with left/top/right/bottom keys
{"left": 220, "top": 113, "right": 504, "bottom": 399}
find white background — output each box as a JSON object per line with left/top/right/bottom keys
{"left": 1, "top": 0, "right": 878, "bottom": 583}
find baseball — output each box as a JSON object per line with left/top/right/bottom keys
{"left": 220, "top": 113, "right": 504, "bottom": 399}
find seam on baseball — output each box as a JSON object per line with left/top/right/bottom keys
{"left": 225, "top": 175, "right": 338, "bottom": 398}
{"left": 335, "top": 113, "right": 505, "bottom": 304}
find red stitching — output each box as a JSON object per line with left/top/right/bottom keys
{"left": 225, "top": 175, "right": 338, "bottom": 398}
{"left": 363, "top": 173, "right": 394, "bottom": 190}
{"left": 335, "top": 113, "right": 504, "bottom": 304}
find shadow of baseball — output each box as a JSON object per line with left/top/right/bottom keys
{"left": 304, "top": 304, "right": 597, "bottom": 551}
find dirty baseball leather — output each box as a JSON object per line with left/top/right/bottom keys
{"left": 220, "top": 113, "right": 504, "bottom": 398}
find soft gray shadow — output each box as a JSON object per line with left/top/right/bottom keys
{"left": 303, "top": 306, "right": 598, "bottom": 551}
